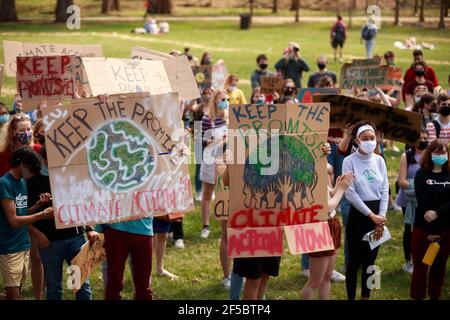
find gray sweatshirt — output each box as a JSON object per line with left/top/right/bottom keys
{"left": 342, "top": 150, "right": 389, "bottom": 217}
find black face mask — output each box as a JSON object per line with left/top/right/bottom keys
{"left": 418, "top": 141, "right": 429, "bottom": 150}
{"left": 36, "top": 134, "right": 45, "bottom": 145}
{"left": 415, "top": 70, "right": 425, "bottom": 77}
{"left": 259, "top": 63, "right": 268, "bottom": 70}
{"left": 283, "top": 88, "right": 294, "bottom": 96}
{"left": 439, "top": 105, "right": 450, "bottom": 116}
{"left": 317, "top": 63, "right": 326, "bottom": 70}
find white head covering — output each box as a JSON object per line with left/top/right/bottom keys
{"left": 356, "top": 125, "right": 375, "bottom": 138}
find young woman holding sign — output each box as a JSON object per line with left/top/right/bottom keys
{"left": 342, "top": 121, "right": 389, "bottom": 300}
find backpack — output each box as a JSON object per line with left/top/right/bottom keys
{"left": 362, "top": 25, "right": 376, "bottom": 41}
{"left": 432, "top": 120, "right": 441, "bottom": 138}
{"left": 334, "top": 23, "right": 345, "bottom": 42}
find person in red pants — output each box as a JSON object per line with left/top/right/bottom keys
{"left": 412, "top": 139, "right": 450, "bottom": 300}
{"left": 103, "top": 218, "right": 154, "bottom": 300}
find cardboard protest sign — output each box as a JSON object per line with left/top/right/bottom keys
{"left": 214, "top": 164, "right": 229, "bottom": 220}
{"left": 43, "top": 92, "right": 194, "bottom": 229}
{"left": 340, "top": 58, "right": 403, "bottom": 89}
{"left": 3, "top": 40, "right": 102, "bottom": 77}
{"left": 70, "top": 234, "right": 106, "bottom": 293}
{"left": 227, "top": 103, "right": 330, "bottom": 258}
{"left": 131, "top": 46, "right": 173, "bottom": 61}
{"left": 192, "top": 65, "right": 212, "bottom": 90}
{"left": 298, "top": 88, "right": 340, "bottom": 103}
{"left": 16, "top": 55, "right": 76, "bottom": 112}
{"left": 313, "top": 94, "right": 422, "bottom": 146}
{"left": 0, "top": 64, "right": 3, "bottom": 95}
{"left": 260, "top": 76, "right": 284, "bottom": 95}
{"left": 284, "top": 221, "right": 334, "bottom": 255}
{"left": 211, "top": 59, "right": 229, "bottom": 90}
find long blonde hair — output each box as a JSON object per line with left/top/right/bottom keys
{"left": 224, "top": 74, "right": 239, "bottom": 91}
{"left": 0, "top": 113, "right": 34, "bottom": 153}
{"left": 207, "top": 89, "right": 228, "bottom": 124}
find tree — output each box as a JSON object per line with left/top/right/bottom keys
{"left": 394, "top": 0, "right": 400, "bottom": 25}
{"left": 438, "top": 0, "right": 446, "bottom": 28}
{"left": 55, "top": 0, "right": 74, "bottom": 23}
{"left": 272, "top": 0, "right": 278, "bottom": 14}
{"left": 150, "top": 0, "right": 171, "bottom": 14}
{"left": 419, "top": 0, "right": 425, "bottom": 22}
{"left": 102, "top": 0, "right": 120, "bottom": 14}
{"left": 293, "top": 0, "right": 300, "bottom": 23}
{"left": 0, "top": 0, "right": 18, "bottom": 22}
{"left": 413, "top": 0, "right": 418, "bottom": 16}
{"left": 348, "top": 0, "right": 356, "bottom": 28}
{"left": 250, "top": 0, "right": 255, "bottom": 17}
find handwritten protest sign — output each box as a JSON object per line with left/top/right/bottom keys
{"left": 130, "top": 47, "right": 200, "bottom": 100}
{"left": 340, "top": 58, "right": 403, "bottom": 89}
{"left": 227, "top": 103, "right": 330, "bottom": 258}
{"left": 70, "top": 234, "right": 106, "bottom": 293}
{"left": 212, "top": 60, "right": 229, "bottom": 90}
{"left": 16, "top": 56, "right": 76, "bottom": 112}
{"left": 3, "top": 40, "right": 102, "bottom": 77}
{"left": 192, "top": 65, "right": 212, "bottom": 91}
{"left": 260, "top": 76, "right": 284, "bottom": 95}
{"left": 298, "top": 88, "right": 340, "bottom": 103}
{"left": 214, "top": 164, "right": 229, "bottom": 220}
{"left": 313, "top": 94, "right": 422, "bottom": 146}
{"left": 43, "top": 92, "right": 194, "bottom": 229}
{"left": 284, "top": 221, "right": 334, "bottom": 255}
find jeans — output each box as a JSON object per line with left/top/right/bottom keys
{"left": 365, "top": 40, "right": 375, "bottom": 58}
{"left": 327, "top": 143, "right": 344, "bottom": 183}
{"left": 39, "top": 234, "right": 92, "bottom": 300}
{"left": 340, "top": 196, "right": 351, "bottom": 269}
{"left": 229, "top": 272, "right": 244, "bottom": 300}
{"left": 301, "top": 254, "right": 310, "bottom": 270}
{"left": 195, "top": 163, "right": 202, "bottom": 194}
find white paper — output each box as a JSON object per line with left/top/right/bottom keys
{"left": 362, "top": 226, "right": 391, "bottom": 250}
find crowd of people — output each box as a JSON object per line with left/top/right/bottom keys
{"left": 0, "top": 15, "right": 449, "bottom": 301}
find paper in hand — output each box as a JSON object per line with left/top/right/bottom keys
{"left": 362, "top": 226, "right": 391, "bottom": 250}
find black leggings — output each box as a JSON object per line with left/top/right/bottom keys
{"left": 172, "top": 220, "right": 184, "bottom": 240}
{"left": 401, "top": 207, "right": 412, "bottom": 262}
{"left": 345, "top": 200, "right": 380, "bottom": 300}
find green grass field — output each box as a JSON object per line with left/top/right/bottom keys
{"left": 1, "top": 19, "right": 450, "bottom": 300}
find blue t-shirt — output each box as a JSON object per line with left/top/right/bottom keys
{"left": 0, "top": 173, "right": 30, "bottom": 254}
{"left": 107, "top": 217, "right": 154, "bottom": 237}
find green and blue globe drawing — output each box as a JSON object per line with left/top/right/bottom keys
{"left": 87, "top": 120, "right": 156, "bottom": 192}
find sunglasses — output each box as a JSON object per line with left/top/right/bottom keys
{"left": 220, "top": 98, "right": 230, "bottom": 102}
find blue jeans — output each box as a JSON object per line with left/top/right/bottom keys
{"left": 301, "top": 254, "right": 310, "bottom": 270}
{"left": 39, "top": 235, "right": 92, "bottom": 300}
{"left": 327, "top": 143, "right": 344, "bottom": 183}
{"left": 229, "top": 272, "right": 243, "bottom": 300}
{"left": 195, "top": 163, "right": 202, "bottom": 193}
{"left": 365, "top": 40, "right": 375, "bottom": 58}
{"left": 340, "top": 196, "right": 351, "bottom": 270}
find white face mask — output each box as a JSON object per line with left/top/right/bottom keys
{"left": 359, "top": 139, "right": 377, "bottom": 154}
{"left": 228, "top": 85, "right": 236, "bottom": 92}
{"left": 414, "top": 96, "right": 422, "bottom": 104}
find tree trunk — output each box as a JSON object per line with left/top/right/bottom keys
{"left": 55, "top": 0, "right": 74, "bottom": 23}
{"left": 152, "top": 0, "right": 172, "bottom": 14}
{"left": 102, "top": 0, "right": 120, "bottom": 13}
{"left": 419, "top": 0, "right": 425, "bottom": 22}
{"left": 438, "top": 0, "right": 446, "bottom": 28}
{"left": 250, "top": 0, "right": 254, "bottom": 17}
{"left": 272, "top": 0, "right": 278, "bottom": 14}
{"left": 413, "top": 0, "right": 418, "bottom": 15}
{"left": 0, "top": 0, "right": 18, "bottom": 22}
{"left": 394, "top": 0, "right": 400, "bottom": 25}
{"left": 348, "top": 0, "right": 356, "bottom": 28}
{"left": 294, "top": 0, "right": 299, "bottom": 23}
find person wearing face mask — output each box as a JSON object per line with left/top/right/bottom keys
{"left": 0, "top": 103, "right": 10, "bottom": 128}
{"left": 251, "top": 54, "right": 274, "bottom": 89}
{"left": 250, "top": 87, "right": 266, "bottom": 105}
{"left": 412, "top": 93, "right": 437, "bottom": 128}
{"left": 307, "top": 56, "right": 337, "bottom": 88}
{"left": 26, "top": 145, "right": 97, "bottom": 300}
{"left": 0, "top": 113, "right": 41, "bottom": 177}
{"left": 411, "top": 139, "right": 450, "bottom": 300}
{"left": 426, "top": 93, "right": 450, "bottom": 145}
{"left": 33, "top": 120, "right": 45, "bottom": 146}
{"left": 225, "top": 75, "right": 247, "bottom": 105}
{"left": 0, "top": 146, "right": 54, "bottom": 300}
{"left": 280, "top": 79, "right": 299, "bottom": 104}
{"left": 275, "top": 42, "right": 310, "bottom": 88}
{"left": 404, "top": 61, "right": 435, "bottom": 107}
{"left": 395, "top": 130, "right": 429, "bottom": 274}
{"left": 342, "top": 122, "right": 389, "bottom": 300}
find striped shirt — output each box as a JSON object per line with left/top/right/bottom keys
{"left": 201, "top": 115, "right": 226, "bottom": 147}
{"left": 426, "top": 118, "right": 450, "bottom": 144}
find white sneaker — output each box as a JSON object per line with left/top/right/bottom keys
{"left": 200, "top": 228, "right": 210, "bottom": 239}
{"left": 331, "top": 270, "right": 346, "bottom": 282}
{"left": 302, "top": 269, "right": 310, "bottom": 277}
{"left": 156, "top": 269, "right": 179, "bottom": 280}
{"left": 389, "top": 203, "right": 402, "bottom": 212}
{"left": 403, "top": 261, "right": 414, "bottom": 274}
{"left": 195, "top": 192, "right": 202, "bottom": 202}
{"left": 211, "top": 192, "right": 215, "bottom": 201}
{"left": 174, "top": 239, "right": 185, "bottom": 249}
{"left": 221, "top": 276, "right": 231, "bottom": 289}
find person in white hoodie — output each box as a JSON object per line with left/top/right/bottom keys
{"left": 342, "top": 121, "right": 389, "bottom": 300}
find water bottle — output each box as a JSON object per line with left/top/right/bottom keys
{"left": 422, "top": 241, "right": 440, "bottom": 266}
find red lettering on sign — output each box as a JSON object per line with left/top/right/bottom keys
{"left": 228, "top": 228, "right": 284, "bottom": 257}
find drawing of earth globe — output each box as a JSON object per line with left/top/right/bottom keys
{"left": 87, "top": 120, "right": 156, "bottom": 192}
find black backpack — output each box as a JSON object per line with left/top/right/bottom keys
{"left": 334, "top": 23, "right": 345, "bottom": 42}
{"left": 432, "top": 120, "right": 442, "bottom": 139}
{"left": 362, "top": 25, "right": 376, "bottom": 41}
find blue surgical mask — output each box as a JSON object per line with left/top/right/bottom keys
{"left": 217, "top": 100, "right": 229, "bottom": 110}
{"left": 40, "top": 164, "right": 49, "bottom": 177}
{"left": 0, "top": 114, "right": 10, "bottom": 124}
{"left": 15, "top": 131, "right": 32, "bottom": 145}
{"left": 431, "top": 154, "right": 448, "bottom": 166}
